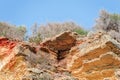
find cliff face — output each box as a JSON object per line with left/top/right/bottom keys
{"left": 0, "top": 37, "right": 17, "bottom": 71}
{"left": 0, "top": 31, "right": 120, "bottom": 80}
{"left": 67, "top": 33, "right": 120, "bottom": 80}
{"left": 0, "top": 32, "right": 77, "bottom": 80}
{"left": 0, "top": 37, "right": 27, "bottom": 80}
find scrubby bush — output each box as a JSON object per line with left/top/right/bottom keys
{"left": 94, "top": 10, "right": 120, "bottom": 42}
{"left": 36, "top": 22, "right": 86, "bottom": 40}
{"left": 37, "top": 22, "right": 81, "bottom": 40}
{"left": 0, "top": 22, "right": 26, "bottom": 40}
{"left": 29, "top": 33, "right": 42, "bottom": 44}
{"left": 29, "top": 22, "right": 87, "bottom": 44}
{"left": 29, "top": 23, "right": 42, "bottom": 44}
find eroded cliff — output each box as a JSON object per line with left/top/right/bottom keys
{"left": 0, "top": 31, "right": 120, "bottom": 80}
{"left": 67, "top": 32, "right": 120, "bottom": 80}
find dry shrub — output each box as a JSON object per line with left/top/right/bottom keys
{"left": 0, "top": 22, "right": 26, "bottom": 40}
{"left": 30, "top": 22, "right": 87, "bottom": 44}
{"left": 94, "top": 10, "right": 120, "bottom": 42}
{"left": 36, "top": 22, "right": 83, "bottom": 40}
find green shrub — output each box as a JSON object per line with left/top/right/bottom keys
{"left": 74, "top": 29, "right": 88, "bottom": 35}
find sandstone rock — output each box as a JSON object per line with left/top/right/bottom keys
{"left": 0, "top": 37, "right": 76, "bottom": 80}
{"left": 67, "top": 34, "right": 120, "bottom": 80}
{"left": 0, "top": 37, "right": 28, "bottom": 80}
{"left": 0, "top": 37, "right": 18, "bottom": 71}
{"left": 41, "top": 31, "right": 76, "bottom": 51}
{"left": 41, "top": 31, "right": 77, "bottom": 60}
{"left": 2, "top": 31, "right": 120, "bottom": 80}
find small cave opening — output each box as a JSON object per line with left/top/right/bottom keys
{"left": 57, "top": 49, "right": 70, "bottom": 61}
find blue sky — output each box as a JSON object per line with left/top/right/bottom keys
{"left": 0, "top": 0, "right": 120, "bottom": 32}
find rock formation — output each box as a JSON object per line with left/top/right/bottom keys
{"left": 41, "top": 31, "right": 77, "bottom": 60}
{"left": 67, "top": 32, "right": 120, "bottom": 80}
{"left": 0, "top": 32, "right": 78, "bottom": 80}
{"left": 0, "top": 31, "right": 120, "bottom": 80}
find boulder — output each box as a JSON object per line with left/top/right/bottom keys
{"left": 41, "top": 31, "right": 77, "bottom": 60}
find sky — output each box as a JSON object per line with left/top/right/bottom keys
{"left": 0, "top": 0, "right": 120, "bottom": 33}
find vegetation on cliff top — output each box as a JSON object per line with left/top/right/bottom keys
{"left": 0, "top": 10, "right": 120, "bottom": 43}
{"left": 94, "top": 10, "right": 120, "bottom": 42}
